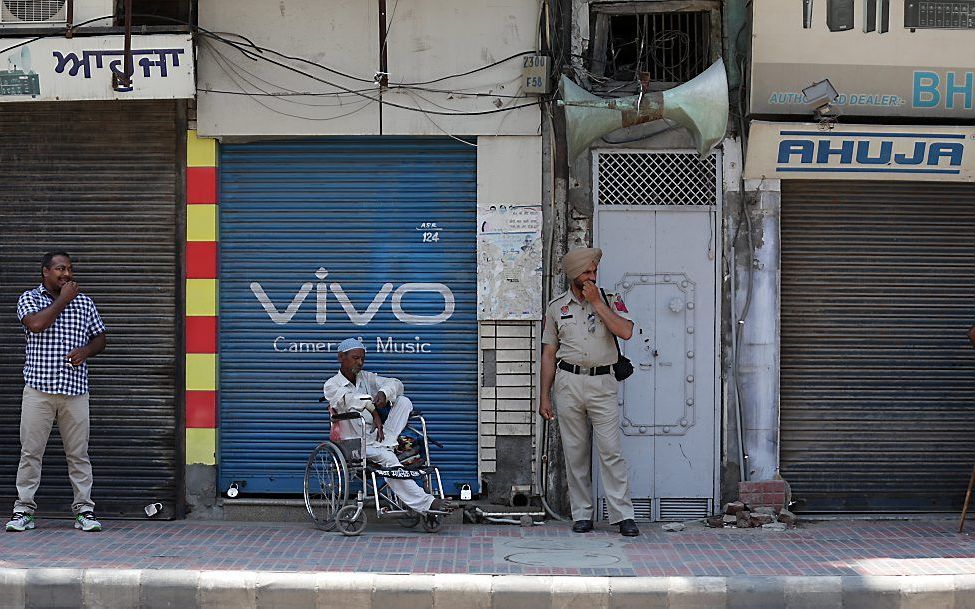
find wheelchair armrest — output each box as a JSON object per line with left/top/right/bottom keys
{"left": 331, "top": 411, "right": 363, "bottom": 422}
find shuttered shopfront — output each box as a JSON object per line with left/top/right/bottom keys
{"left": 217, "top": 137, "right": 478, "bottom": 497}
{"left": 0, "top": 101, "right": 181, "bottom": 518}
{"left": 780, "top": 180, "right": 975, "bottom": 512}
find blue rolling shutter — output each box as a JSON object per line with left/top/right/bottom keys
{"left": 218, "top": 137, "right": 477, "bottom": 496}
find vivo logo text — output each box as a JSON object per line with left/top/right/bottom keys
{"left": 251, "top": 267, "right": 455, "bottom": 326}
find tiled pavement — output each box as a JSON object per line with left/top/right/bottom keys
{"left": 2, "top": 517, "right": 974, "bottom": 577}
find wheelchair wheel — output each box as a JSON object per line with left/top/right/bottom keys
{"left": 422, "top": 513, "right": 443, "bottom": 533}
{"left": 336, "top": 504, "right": 367, "bottom": 536}
{"left": 303, "top": 442, "right": 348, "bottom": 531}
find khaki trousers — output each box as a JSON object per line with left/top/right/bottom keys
{"left": 553, "top": 370, "right": 634, "bottom": 523}
{"left": 14, "top": 386, "right": 95, "bottom": 515}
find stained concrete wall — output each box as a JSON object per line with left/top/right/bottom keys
{"left": 197, "top": 0, "right": 542, "bottom": 137}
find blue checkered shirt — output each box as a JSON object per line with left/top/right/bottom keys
{"left": 17, "top": 285, "right": 106, "bottom": 396}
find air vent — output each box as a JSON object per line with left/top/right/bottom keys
{"left": 659, "top": 497, "right": 711, "bottom": 522}
{"left": 0, "top": 0, "right": 113, "bottom": 27}
{"left": 601, "top": 497, "right": 653, "bottom": 522}
{"left": 1, "top": 0, "right": 66, "bottom": 23}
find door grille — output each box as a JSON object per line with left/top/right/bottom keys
{"left": 597, "top": 151, "right": 718, "bottom": 206}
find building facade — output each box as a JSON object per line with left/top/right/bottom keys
{"left": 189, "top": 0, "right": 545, "bottom": 513}
{"left": 0, "top": 0, "right": 195, "bottom": 518}
{"left": 741, "top": 0, "right": 975, "bottom": 512}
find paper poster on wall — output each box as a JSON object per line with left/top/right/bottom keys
{"left": 477, "top": 204, "right": 543, "bottom": 320}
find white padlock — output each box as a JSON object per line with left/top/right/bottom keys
{"left": 460, "top": 484, "right": 472, "bottom": 501}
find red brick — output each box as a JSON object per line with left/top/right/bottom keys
{"left": 738, "top": 482, "right": 762, "bottom": 494}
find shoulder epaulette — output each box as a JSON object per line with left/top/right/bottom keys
{"left": 547, "top": 290, "right": 568, "bottom": 305}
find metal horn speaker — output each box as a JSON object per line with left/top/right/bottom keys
{"left": 559, "top": 59, "right": 729, "bottom": 161}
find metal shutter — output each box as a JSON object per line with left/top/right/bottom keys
{"left": 780, "top": 180, "right": 975, "bottom": 512}
{"left": 218, "top": 137, "right": 478, "bottom": 497}
{"left": 0, "top": 101, "right": 181, "bottom": 518}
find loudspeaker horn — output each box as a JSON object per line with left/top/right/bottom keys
{"left": 559, "top": 59, "right": 729, "bottom": 161}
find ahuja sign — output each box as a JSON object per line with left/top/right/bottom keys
{"left": 0, "top": 34, "right": 193, "bottom": 102}
{"left": 744, "top": 121, "right": 975, "bottom": 181}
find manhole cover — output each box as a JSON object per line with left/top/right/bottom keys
{"left": 504, "top": 551, "right": 623, "bottom": 567}
{"left": 501, "top": 538, "right": 617, "bottom": 551}
{"left": 493, "top": 537, "right": 632, "bottom": 568}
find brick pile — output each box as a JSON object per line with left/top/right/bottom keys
{"left": 705, "top": 480, "right": 798, "bottom": 530}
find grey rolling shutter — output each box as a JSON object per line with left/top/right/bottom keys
{"left": 780, "top": 180, "right": 975, "bottom": 512}
{"left": 0, "top": 101, "right": 181, "bottom": 518}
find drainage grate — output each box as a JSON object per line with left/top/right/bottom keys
{"left": 597, "top": 151, "right": 718, "bottom": 206}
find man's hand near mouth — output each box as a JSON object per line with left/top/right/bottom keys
{"left": 58, "top": 281, "right": 79, "bottom": 303}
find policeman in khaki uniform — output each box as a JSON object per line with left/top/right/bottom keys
{"left": 540, "top": 247, "right": 639, "bottom": 537}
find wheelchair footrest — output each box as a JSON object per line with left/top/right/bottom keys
{"left": 371, "top": 466, "right": 435, "bottom": 479}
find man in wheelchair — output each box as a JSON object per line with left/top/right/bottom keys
{"left": 322, "top": 338, "right": 451, "bottom": 516}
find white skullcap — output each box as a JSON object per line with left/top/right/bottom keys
{"left": 337, "top": 338, "right": 365, "bottom": 353}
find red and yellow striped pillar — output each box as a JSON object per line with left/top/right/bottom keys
{"left": 185, "top": 130, "right": 219, "bottom": 466}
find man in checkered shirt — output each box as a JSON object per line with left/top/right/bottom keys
{"left": 5, "top": 252, "right": 107, "bottom": 533}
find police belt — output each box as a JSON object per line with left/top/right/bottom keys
{"left": 557, "top": 360, "right": 612, "bottom": 376}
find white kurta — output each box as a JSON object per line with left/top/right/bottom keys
{"left": 322, "top": 371, "right": 434, "bottom": 513}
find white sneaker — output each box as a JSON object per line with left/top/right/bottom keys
{"left": 5, "top": 513, "right": 35, "bottom": 532}
{"left": 74, "top": 512, "right": 102, "bottom": 532}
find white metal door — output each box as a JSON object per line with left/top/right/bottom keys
{"left": 593, "top": 150, "right": 720, "bottom": 522}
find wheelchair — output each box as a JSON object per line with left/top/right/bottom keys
{"left": 303, "top": 395, "right": 448, "bottom": 536}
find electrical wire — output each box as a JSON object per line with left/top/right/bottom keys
{"left": 205, "top": 39, "right": 374, "bottom": 108}
{"left": 129, "top": 12, "right": 546, "bottom": 93}
{"left": 203, "top": 37, "right": 532, "bottom": 103}
{"left": 401, "top": 89, "right": 478, "bottom": 148}
{"left": 202, "top": 31, "right": 545, "bottom": 117}
{"left": 207, "top": 38, "right": 373, "bottom": 120}
{"left": 379, "top": 0, "right": 401, "bottom": 59}
{"left": 0, "top": 14, "right": 118, "bottom": 56}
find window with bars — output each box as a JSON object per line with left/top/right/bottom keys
{"left": 588, "top": 2, "right": 719, "bottom": 93}
{"left": 597, "top": 151, "right": 718, "bottom": 206}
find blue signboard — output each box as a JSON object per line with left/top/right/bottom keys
{"left": 217, "top": 137, "right": 478, "bottom": 496}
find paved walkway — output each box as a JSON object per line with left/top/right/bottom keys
{"left": 3, "top": 517, "right": 975, "bottom": 608}
{"left": 1, "top": 516, "right": 973, "bottom": 577}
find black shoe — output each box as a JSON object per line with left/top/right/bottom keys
{"left": 571, "top": 519, "right": 594, "bottom": 533}
{"left": 616, "top": 518, "right": 639, "bottom": 537}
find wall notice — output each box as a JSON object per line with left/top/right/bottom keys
{"left": 477, "top": 204, "right": 543, "bottom": 320}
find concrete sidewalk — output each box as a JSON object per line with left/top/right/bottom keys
{"left": 1, "top": 517, "right": 974, "bottom": 608}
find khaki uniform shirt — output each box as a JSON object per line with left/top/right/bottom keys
{"left": 541, "top": 288, "right": 632, "bottom": 368}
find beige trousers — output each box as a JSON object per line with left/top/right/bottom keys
{"left": 14, "top": 386, "right": 95, "bottom": 515}
{"left": 553, "top": 370, "right": 634, "bottom": 523}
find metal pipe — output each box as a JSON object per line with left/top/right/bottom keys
{"left": 474, "top": 508, "right": 545, "bottom": 518}
{"left": 484, "top": 517, "right": 545, "bottom": 525}
{"left": 537, "top": 418, "right": 570, "bottom": 521}
{"left": 66, "top": 0, "right": 74, "bottom": 38}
